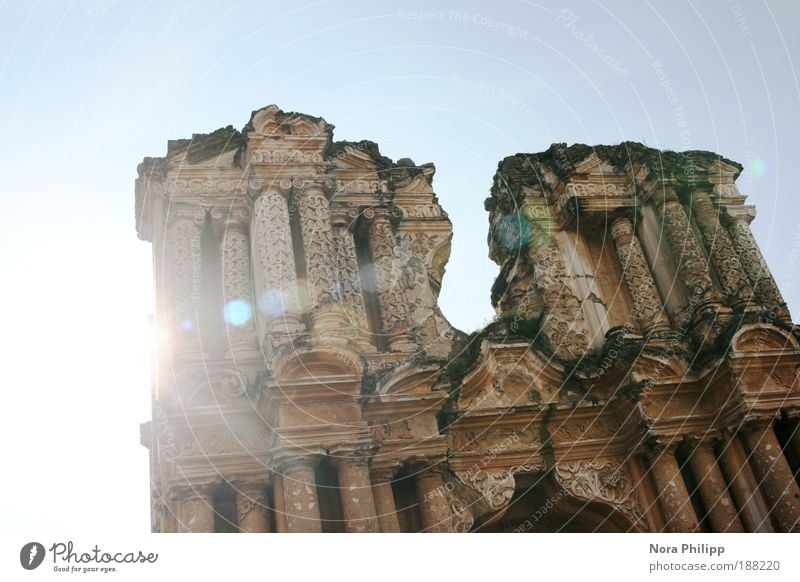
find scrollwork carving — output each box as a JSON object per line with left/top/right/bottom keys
{"left": 251, "top": 190, "right": 300, "bottom": 320}
{"left": 167, "top": 178, "right": 244, "bottom": 197}
{"left": 179, "top": 429, "right": 270, "bottom": 457}
{"left": 455, "top": 469, "right": 516, "bottom": 511}
{"left": 725, "top": 209, "right": 789, "bottom": 319}
{"left": 296, "top": 184, "right": 338, "bottom": 308}
{"left": 449, "top": 498, "right": 475, "bottom": 533}
{"left": 221, "top": 219, "right": 258, "bottom": 349}
{"left": 610, "top": 216, "right": 667, "bottom": 332}
{"left": 166, "top": 209, "right": 204, "bottom": 344}
{"left": 690, "top": 192, "right": 752, "bottom": 306}
{"left": 659, "top": 193, "right": 719, "bottom": 307}
{"left": 331, "top": 222, "right": 368, "bottom": 329}
{"left": 533, "top": 239, "right": 590, "bottom": 359}
{"left": 554, "top": 460, "right": 643, "bottom": 527}
{"left": 365, "top": 213, "right": 411, "bottom": 336}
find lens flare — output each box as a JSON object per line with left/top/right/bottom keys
{"left": 180, "top": 319, "right": 195, "bottom": 330}
{"left": 751, "top": 158, "right": 766, "bottom": 178}
{"left": 495, "top": 212, "right": 532, "bottom": 251}
{"left": 223, "top": 299, "right": 253, "bottom": 326}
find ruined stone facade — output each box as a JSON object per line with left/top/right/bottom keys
{"left": 137, "top": 106, "right": 800, "bottom": 533}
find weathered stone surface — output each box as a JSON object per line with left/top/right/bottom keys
{"left": 137, "top": 112, "right": 800, "bottom": 533}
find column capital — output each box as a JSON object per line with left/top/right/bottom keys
{"left": 643, "top": 435, "right": 682, "bottom": 458}
{"left": 651, "top": 183, "right": 681, "bottom": 206}
{"left": 738, "top": 418, "right": 775, "bottom": 437}
{"left": 370, "top": 465, "right": 399, "bottom": 484}
{"left": 247, "top": 178, "right": 294, "bottom": 203}
{"left": 292, "top": 176, "right": 336, "bottom": 199}
{"left": 273, "top": 454, "right": 319, "bottom": 475}
{"left": 359, "top": 205, "right": 403, "bottom": 232}
{"left": 167, "top": 203, "right": 206, "bottom": 226}
{"left": 720, "top": 204, "right": 756, "bottom": 225}
{"left": 329, "top": 206, "right": 361, "bottom": 230}
{"left": 610, "top": 214, "right": 635, "bottom": 239}
{"left": 210, "top": 206, "right": 250, "bottom": 236}
{"left": 682, "top": 432, "right": 722, "bottom": 452}
{"left": 710, "top": 182, "right": 746, "bottom": 202}
{"left": 229, "top": 473, "right": 272, "bottom": 491}
{"left": 166, "top": 481, "right": 217, "bottom": 501}
{"left": 332, "top": 453, "right": 371, "bottom": 470}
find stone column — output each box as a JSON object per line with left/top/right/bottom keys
{"left": 686, "top": 438, "right": 745, "bottom": 532}
{"left": 415, "top": 469, "right": 453, "bottom": 533}
{"left": 362, "top": 207, "right": 415, "bottom": 352}
{"left": 213, "top": 207, "right": 258, "bottom": 356}
{"left": 272, "top": 474, "right": 288, "bottom": 533}
{"left": 165, "top": 205, "right": 205, "bottom": 354}
{"left": 717, "top": 431, "right": 773, "bottom": 532}
{"left": 741, "top": 423, "right": 800, "bottom": 532}
{"left": 279, "top": 458, "right": 322, "bottom": 533}
{"left": 330, "top": 208, "right": 372, "bottom": 349}
{"left": 609, "top": 216, "right": 670, "bottom": 334}
{"left": 176, "top": 486, "right": 215, "bottom": 533}
{"left": 790, "top": 418, "right": 800, "bottom": 463}
{"left": 689, "top": 191, "right": 753, "bottom": 309}
{"left": 295, "top": 180, "right": 348, "bottom": 335}
{"left": 236, "top": 484, "right": 271, "bottom": 533}
{"left": 250, "top": 184, "right": 304, "bottom": 343}
{"left": 647, "top": 446, "right": 699, "bottom": 532}
{"left": 722, "top": 205, "right": 790, "bottom": 322}
{"left": 656, "top": 187, "right": 721, "bottom": 314}
{"left": 336, "top": 457, "right": 380, "bottom": 533}
{"left": 371, "top": 468, "right": 401, "bottom": 533}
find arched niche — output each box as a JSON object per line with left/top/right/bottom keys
{"left": 477, "top": 469, "right": 644, "bottom": 533}
{"left": 377, "top": 363, "right": 446, "bottom": 400}
{"left": 271, "top": 346, "right": 362, "bottom": 382}
{"left": 731, "top": 323, "right": 799, "bottom": 353}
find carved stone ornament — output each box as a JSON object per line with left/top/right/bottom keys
{"left": 179, "top": 429, "right": 270, "bottom": 457}
{"left": 449, "top": 497, "right": 476, "bottom": 533}
{"left": 296, "top": 184, "right": 338, "bottom": 307}
{"left": 237, "top": 490, "right": 268, "bottom": 523}
{"left": 610, "top": 216, "right": 666, "bottom": 332}
{"left": 533, "top": 239, "right": 590, "bottom": 359}
{"left": 659, "top": 194, "right": 718, "bottom": 306}
{"left": 690, "top": 192, "right": 752, "bottom": 305}
{"left": 554, "top": 460, "right": 643, "bottom": 527}
{"left": 455, "top": 469, "right": 516, "bottom": 511}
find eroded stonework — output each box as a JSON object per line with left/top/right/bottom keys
{"left": 137, "top": 109, "right": 800, "bottom": 533}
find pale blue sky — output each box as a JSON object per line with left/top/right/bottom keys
{"left": 1, "top": 0, "right": 798, "bottom": 534}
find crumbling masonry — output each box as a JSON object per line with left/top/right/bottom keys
{"left": 137, "top": 106, "right": 800, "bottom": 532}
